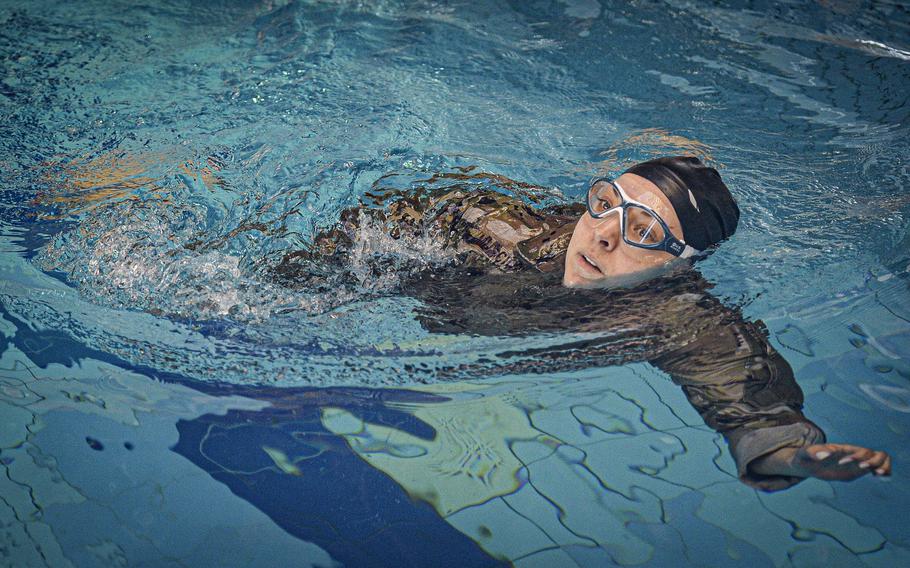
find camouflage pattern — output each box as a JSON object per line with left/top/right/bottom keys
{"left": 274, "top": 187, "right": 582, "bottom": 283}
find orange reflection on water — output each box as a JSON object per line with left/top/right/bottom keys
{"left": 590, "top": 128, "right": 718, "bottom": 177}
{"left": 35, "top": 149, "right": 223, "bottom": 219}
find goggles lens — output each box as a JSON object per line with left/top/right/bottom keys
{"left": 587, "top": 180, "right": 621, "bottom": 215}
{"left": 625, "top": 205, "right": 667, "bottom": 246}
{"left": 586, "top": 180, "right": 668, "bottom": 248}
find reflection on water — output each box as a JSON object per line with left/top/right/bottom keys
{"left": 35, "top": 150, "right": 188, "bottom": 218}
{"left": 591, "top": 128, "right": 717, "bottom": 177}
{"left": 5, "top": 236, "right": 910, "bottom": 566}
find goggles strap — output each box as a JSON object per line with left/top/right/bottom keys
{"left": 678, "top": 245, "right": 701, "bottom": 259}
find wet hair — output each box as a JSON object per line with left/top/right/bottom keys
{"left": 625, "top": 156, "right": 739, "bottom": 251}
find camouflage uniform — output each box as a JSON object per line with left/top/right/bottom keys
{"left": 276, "top": 187, "right": 825, "bottom": 491}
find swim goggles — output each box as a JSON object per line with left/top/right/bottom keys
{"left": 586, "top": 177, "right": 700, "bottom": 258}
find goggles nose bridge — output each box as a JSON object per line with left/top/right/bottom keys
{"left": 590, "top": 206, "right": 624, "bottom": 248}
{"left": 590, "top": 204, "right": 623, "bottom": 226}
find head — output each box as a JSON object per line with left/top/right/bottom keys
{"left": 563, "top": 156, "right": 739, "bottom": 288}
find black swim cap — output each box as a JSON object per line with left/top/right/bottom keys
{"left": 624, "top": 156, "right": 739, "bottom": 251}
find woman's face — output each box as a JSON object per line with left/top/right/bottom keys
{"left": 563, "top": 173, "right": 686, "bottom": 288}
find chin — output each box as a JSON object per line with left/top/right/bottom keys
{"left": 562, "top": 262, "right": 682, "bottom": 290}
{"left": 562, "top": 274, "right": 582, "bottom": 288}
{"left": 562, "top": 269, "right": 604, "bottom": 289}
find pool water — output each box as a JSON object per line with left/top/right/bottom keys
{"left": 2, "top": 0, "right": 909, "bottom": 566}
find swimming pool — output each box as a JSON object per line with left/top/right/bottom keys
{"left": 2, "top": 0, "right": 909, "bottom": 565}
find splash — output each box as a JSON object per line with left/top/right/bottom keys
{"left": 344, "top": 208, "right": 456, "bottom": 290}
{"left": 33, "top": 175, "right": 469, "bottom": 323}
{"left": 33, "top": 193, "right": 356, "bottom": 322}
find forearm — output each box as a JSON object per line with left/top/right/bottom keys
{"left": 653, "top": 310, "right": 827, "bottom": 489}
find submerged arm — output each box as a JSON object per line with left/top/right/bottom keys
{"left": 650, "top": 292, "right": 825, "bottom": 491}
{"left": 651, "top": 290, "right": 890, "bottom": 490}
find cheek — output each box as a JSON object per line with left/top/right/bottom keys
{"left": 566, "top": 220, "right": 588, "bottom": 252}
{"left": 611, "top": 241, "right": 669, "bottom": 268}
{"left": 626, "top": 247, "right": 674, "bottom": 268}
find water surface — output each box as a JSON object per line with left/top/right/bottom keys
{"left": 2, "top": 1, "right": 909, "bottom": 566}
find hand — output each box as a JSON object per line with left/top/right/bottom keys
{"left": 791, "top": 443, "right": 892, "bottom": 481}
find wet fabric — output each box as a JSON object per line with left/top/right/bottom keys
{"left": 272, "top": 186, "right": 584, "bottom": 286}
{"left": 275, "top": 187, "right": 823, "bottom": 491}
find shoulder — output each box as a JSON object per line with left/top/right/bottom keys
{"left": 515, "top": 203, "right": 584, "bottom": 272}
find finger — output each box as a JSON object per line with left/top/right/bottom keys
{"left": 844, "top": 448, "right": 875, "bottom": 465}
{"left": 811, "top": 445, "right": 860, "bottom": 461}
{"left": 810, "top": 444, "right": 844, "bottom": 460}
{"left": 874, "top": 454, "right": 892, "bottom": 476}
{"left": 831, "top": 448, "right": 868, "bottom": 465}
{"left": 825, "top": 443, "right": 860, "bottom": 453}
{"left": 858, "top": 452, "right": 885, "bottom": 470}
{"left": 815, "top": 443, "right": 858, "bottom": 456}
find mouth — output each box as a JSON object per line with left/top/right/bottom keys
{"left": 576, "top": 252, "right": 603, "bottom": 276}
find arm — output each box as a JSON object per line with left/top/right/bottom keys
{"left": 651, "top": 290, "right": 890, "bottom": 490}
{"left": 650, "top": 293, "right": 827, "bottom": 491}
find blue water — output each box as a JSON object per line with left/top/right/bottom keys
{"left": 2, "top": 0, "right": 909, "bottom": 566}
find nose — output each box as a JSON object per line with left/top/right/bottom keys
{"left": 591, "top": 210, "right": 621, "bottom": 252}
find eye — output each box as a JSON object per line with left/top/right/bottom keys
{"left": 625, "top": 207, "right": 667, "bottom": 245}
{"left": 588, "top": 181, "right": 622, "bottom": 214}
{"left": 632, "top": 221, "right": 661, "bottom": 244}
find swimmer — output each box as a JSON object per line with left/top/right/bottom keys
{"left": 276, "top": 156, "right": 892, "bottom": 491}
{"left": 47, "top": 150, "right": 891, "bottom": 489}
{"left": 567, "top": 158, "right": 893, "bottom": 486}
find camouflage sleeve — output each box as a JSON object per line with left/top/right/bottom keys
{"left": 272, "top": 188, "right": 549, "bottom": 284}
{"left": 650, "top": 296, "right": 826, "bottom": 491}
